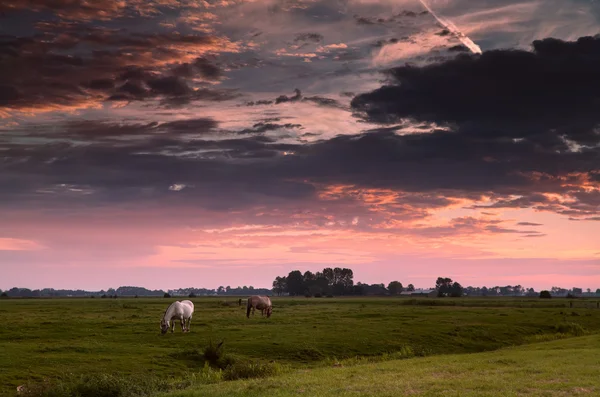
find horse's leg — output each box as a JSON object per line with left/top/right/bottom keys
{"left": 180, "top": 317, "right": 185, "bottom": 332}
{"left": 187, "top": 316, "right": 192, "bottom": 332}
{"left": 246, "top": 304, "right": 251, "bottom": 318}
{"left": 170, "top": 321, "right": 175, "bottom": 333}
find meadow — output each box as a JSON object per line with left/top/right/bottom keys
{"left": 1, "top": 296, "right": 599, "bottom": 396}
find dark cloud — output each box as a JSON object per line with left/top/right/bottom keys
{"left": 275, "top": 88, "right": 302, "bottom": 104}
{"left": 293, "top": 33, "right": 323, "bottom": 43}
{"left": 354, "top": 10, "right": 429, "bottom": 25}
{"left": 1, "top": 114, "right": 599, "bottom": 219}
{"left": 171, "top": 57, "right": 222, "bottom": 80}
{"left": 447, "top": 44, "right": 470, "bottom": 52}
{"left": 246, "top": 89, "right": 341, "bottom": 108}
{"left": 516, "top": 222, "right": 543, "bottom": 226}
{"left": 352, "top": 35, "right": 600, "bottom": 147}
{"left": 238, "top": 122, "right": 302, "bottom": 135}
{"left": 302, "top": 96, "right": 342, "bottom": 108}
{"left": 0, "top": 28, "right": 236, "bottom": 112}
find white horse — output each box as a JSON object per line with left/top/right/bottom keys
{"left": 246, "top": 295, "right": 272, "bottom": 318}
{"left": 160, "top": 300, "right": 194, "bottom": 334}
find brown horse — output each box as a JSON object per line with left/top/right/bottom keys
{"left": 246, "top": 295, "right": 272, "bottom": 318}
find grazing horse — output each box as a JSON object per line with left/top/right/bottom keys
{"left": 246, "top": 295, "right": 272, "bottom": 318}
{"left": 160, "top": 300, "right": 194, "bottom": 334}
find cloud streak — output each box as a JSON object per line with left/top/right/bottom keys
{"left": 417, "top": 0, "right": 482, "bottom": 54}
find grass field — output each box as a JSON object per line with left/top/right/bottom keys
{"left": 1, "top": 296, "right": 599, "bottom": 396}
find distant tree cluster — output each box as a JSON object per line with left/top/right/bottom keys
{"left": 272, "top": 267, "right": 357, "bottom": 296}
{"left": 0, "top": 286, "right": 167, "bottom": 298}
{"left": 169, "top": 286, "right": 272, "bottom": 297}
{"left": 272, "top": 267, "right": 417, "bottom": 297}
{"left": 435, "top": 277, "right": 464, "bottom": 297}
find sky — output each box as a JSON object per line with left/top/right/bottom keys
{"left": 1, "top": 0, "right": 599, "bottom": 291}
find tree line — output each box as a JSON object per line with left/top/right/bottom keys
{"left": 2, "top": 275, "right": 599, "bottom": 298}
{"left": 0, "top": 285, "right": 270, "bottom": 298}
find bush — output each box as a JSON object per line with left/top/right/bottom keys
{"left": 539, "top": 290, "right": 552, "bottom": 299}
{"left": 0, "top": 292, "right": 8, "bottom": 298}
{"left": 189, "top": 293, "right": 196, "bottom": 298}
{"left": 164, "top": 293, "right": 171, "bottom": 298}
{"left": 314, "top": 293, "right": 322, "bottom": 298}
{"left": 326, "top": 294, "right": 334, "bottom": 298}
{"left": 100, "top": 294, "right": 107, "bottom": 299}
{"left": 304, "top": 294, "right": 311, "bottom": 298}
{"left": 202, "top": 340, "right": 235, "bottom": 369}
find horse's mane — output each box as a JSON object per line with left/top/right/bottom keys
{"left": 162, "top": 301, "right": 178, "bottom": 319}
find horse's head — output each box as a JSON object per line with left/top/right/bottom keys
{"left": 160, "top": 319, "right": 170, "bottom": 334}
{"left": 266, "top": 306, "right": 272, "bottom": 318}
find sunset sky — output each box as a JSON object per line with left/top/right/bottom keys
{"left": 1, "top": 0, "right": 599, "bottom": 291}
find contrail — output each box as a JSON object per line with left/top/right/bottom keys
{"left": 418, "top": 0, "right": 482, "bottom": 54}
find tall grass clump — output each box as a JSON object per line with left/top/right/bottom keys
{"left": 223, "top": 361, "right": 284, "bottom": 381}
{"left": 324, "top": 344, "right": 429, "bottom": 368}
{"left": 555, "top": 322, "right": 586, "bottom": 336}
{"left": 18, "top": 373, "right": 170, "bottom": 397}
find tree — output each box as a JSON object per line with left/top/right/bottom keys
{"left": 407, "top": 284, "right": 415, "bottom": 292}
{"left": 572, "top": 288, "right": 583, "bottom": 295}
{"left": 450, "top": 282, "right": 463, "bottom": 297}
{"left": 387, "top": 281, "right": 403, "bottom": 295}
{"left": 272, "top": 276, "right": 287, "bottom": 296}
{"left": 539, "top": 290, "right": 552, "bottom": 299}
{"left": 322, "top": 268, "right": 334, "bottom": 286}
{"left": 164, "top": 293, "right": 171, "bottom": 298}
{"left": 436, "top": 277, "right": 453, "bottom": 297}
{"left": 286, "top": 270, "right": 305, "bottom": 296}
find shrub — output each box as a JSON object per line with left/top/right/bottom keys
{"left": 0, "top": 292, "right": 8, "bottom": 298}
{"left": 539, "top": 290, "right": 552, "bottom": 299}
{"left": 326, "top": 294, "right": 334, "bottom": 298}
{"left": 203, "top": 340, "right": 235, "bottom": 369}
{"left": 164, "top": 293, "right": 171, "bottom": 298}
{"left": 314, "top": 293, "right": 322, "bottom": 298}
{"left": 189, "top": 293, "right": 196, "bottom": 298}
{"left": 100, "top": 294, "right": 107, "bottom": 299}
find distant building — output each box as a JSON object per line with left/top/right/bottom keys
{"left": 400, "top": 289, "right": 437, "bottom": 297}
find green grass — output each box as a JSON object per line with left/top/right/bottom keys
{"left": 160, "top": 335, "right": 600, "bottom": 397}
{"left": 1, "top": 297, "right": 599, "bottom": 396}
